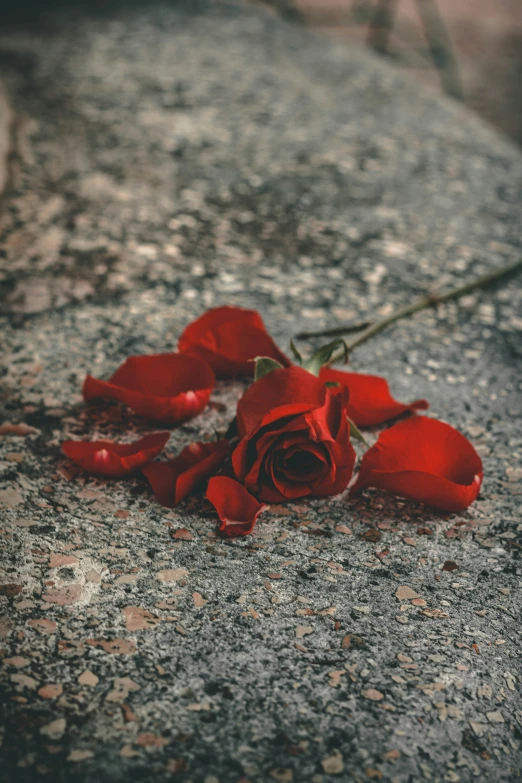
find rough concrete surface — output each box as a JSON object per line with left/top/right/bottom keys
{"left": 0, "top": 2, "right": 521, "bottom": 781}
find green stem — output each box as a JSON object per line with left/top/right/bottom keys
{"left": 296, "top": 320, "right": 371, "bottom": 341}
{"left": 298, "top": 257, "right": 522, "bottom": 362}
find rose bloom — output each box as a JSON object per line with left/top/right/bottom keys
{"left": 232, "top": 366, "right": 356, "bottom": 502}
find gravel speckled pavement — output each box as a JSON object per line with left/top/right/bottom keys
{"left": 1, "top": 2, "right": 521, "bottom": 781}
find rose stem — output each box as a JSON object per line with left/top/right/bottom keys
{"left": 295, "top": 257, "right": 522, "bottom": 362}
{"left": 296, "top": 320, "right": 372, "bottom": 340}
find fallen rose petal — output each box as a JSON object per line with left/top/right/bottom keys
{"left": 178, "top": 305, "right": 290, "bottom": 379}
{"left": 142, "top": 440, "right": 230, "bottom": 508}
{"left": 61, "top": 432, "right": 170, "bottom": 478}
{"left": 206, "top": 476, "right": 267, "bottom": 537}
{"left": 83, "top": 353, "right": 214, "bottom": 424}
{"left": 350, "top": 416, "right": 483, "bottom": 512}
{"left": 319, "top": 367, "right": 428, "bottom": 427}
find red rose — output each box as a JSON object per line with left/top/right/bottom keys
{"left": 319, "top": 367, "right": 428, "bottom": 427}
{"left": 178, "top": 305, "right": 290, "bottom": 379}
{"left": 142, "top": 440, "right": 229, "bottom": 508}
{"left": 61, "top": 432, "right": 169, "bottom": 478}
{"left": 83, "top": 353, "right": 214, "bottom": 425}
{"left": 232, "top": 366, "right": 356, "bottom": 502}
{"left": 350, "top": 416, "right": 483, "bottom": 512}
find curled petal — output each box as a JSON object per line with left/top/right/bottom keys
{"left": 350, "top": 416, "right": 483, "bottom": 512}
{"left": 61, "top": 432, "right": 170, "bottom": 478}
{"left": 83, "top": 353, "right": 214, "bottom": 425}
{"left": 237, "top": 366, "right": 327, "bottom": 437}
{"left": 320, "top": 367, "right": 428, "bottom": 427}
{"left": 178, "top": 305, "right": 290, "bottom": 379}
{"left": 142, "top": 440, "right": 229, "bottom": 508}
{"left": 206, "top": 476, "right": 267, "bottom": 537}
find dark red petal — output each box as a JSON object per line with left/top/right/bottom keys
{"left": 183, "top": 329, "right": 290, "bottom": 379}
{"left": 82, "top": 353, "right": 214, "bottom": 424}
{"left": 206, "top": 476, "right": 267, "bottom": 537}
{"left": 304, "top": 386, "right": 347, "bottom": 444}
{"left": 61, "top": 432, "right": 170, "bottom": 478}
{"left": 350, "top": 416, "right": 483, "bottom": 512}
{"left": 319, "top": 367, "right": 428, "bottom": 427}
{"left": 233, "top": 412, "right": 311, "bottom": 484}
{"left": 178, "top": 306, "right": 290, "bottom": 379}
{"left": 142, "top": 440, "right": 229, "bottom": 508}
{"left": 237, "top": 366, "right": 326, "bottom": 437}
{"left": 269, "top": 444, "right": 328, "bottom": 499}
{"left": 179, "top": 305, "right": 265, "bottom": 346}
{"left": 314, "top": 439, "right": 356, "bottom": 497}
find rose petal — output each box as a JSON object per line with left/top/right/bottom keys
{"left": 142, "top": 440, "right": 229, "bottom": 508}
{"left": 83, "top": 353, "right": 214, "bottom": 424}
{"left": 61, "top": 432, "right": 170, "bottom": 478}
{"left": 237, "top": 366, "right": 327, "bottom": 437}
{"left": 319, "top": 367, "right": 428, "bottom": 427}
{"left": 206, "top": 476, "right": 267, "bottom": 537}
{"left": 178, "top": 305, "right": 290, "bottom": 379}
{"left": 350, "top": 416, "right": 483, "bottom": 512}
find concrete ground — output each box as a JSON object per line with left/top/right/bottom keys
{"left": 0, "top": 2, "right": 521, "bottom": 781}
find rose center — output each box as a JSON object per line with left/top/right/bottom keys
{"left": 284, "top": 450, "right": 321, "bottom": 474}
{"left": 273, "top": 447, "right": 328, "bottom": 484}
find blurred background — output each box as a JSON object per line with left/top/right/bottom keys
{"left": 259, "top": 0, "right": 522, "bottom": 146}
{"left": 3, "top": 0, "right": 522, "bottom": 147}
